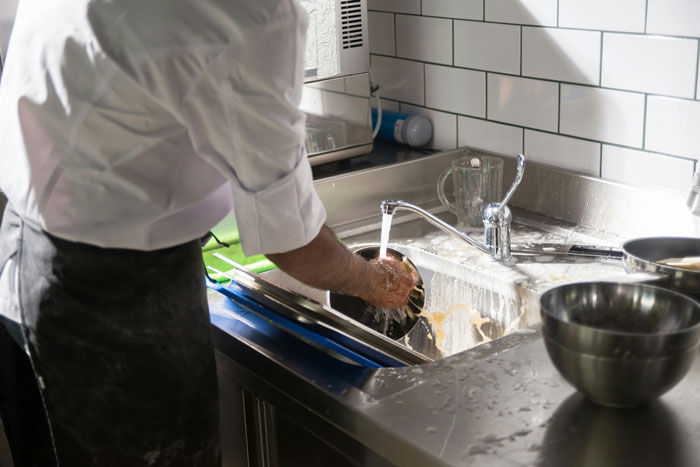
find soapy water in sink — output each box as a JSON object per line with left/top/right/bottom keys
{"left": 420, "top": 269, "right": 515, "bottom": 356}
{"left": 367, "top": 305, "right": 416, "bottom": 338}
{"left": 387, "top": 238, "right": 537, "bottom": 358}
{"left": 378, "top": 213, "right": 504, "bottom": 355}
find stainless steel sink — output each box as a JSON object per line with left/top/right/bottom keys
{"left": 384, "top": 243, "right": 540, "bottom": 359}
{"left": 259, "top": 233, "right": 541, "bottom": 361}
{"left": 223, "top": 148, "right": 629, "bottom": 365}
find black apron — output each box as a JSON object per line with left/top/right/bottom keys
{"left": 0, "top": 207, "right": 220, "bottom": 466}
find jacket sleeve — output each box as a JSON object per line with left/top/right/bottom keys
{"left": 173, "top": 0, "right": 326, "bottom": 255}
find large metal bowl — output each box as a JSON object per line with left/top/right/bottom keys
{"left": 329, "top": 246, "right": 425, "bottom": 340}
{"left": 540, "top": 282, "right": 700, "bottom": 407}
{"left": 622, "top": 237, "right": 700, "bottom": 294}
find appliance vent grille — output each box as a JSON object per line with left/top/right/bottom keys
{"left": 340, "top": 0, "right": 363, "bottom": 49}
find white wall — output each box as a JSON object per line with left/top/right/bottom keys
{"left": 368, "top": 0, "right": 700, "bottom": 194}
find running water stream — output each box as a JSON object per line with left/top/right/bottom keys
{"left": 379, "top": 213, "right": 393, "bottom": 258}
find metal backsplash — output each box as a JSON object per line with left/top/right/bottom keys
{"left": 315, "top": 147, "right": 697, "bottom": 239}
{"left": 501, "top": 154, "right": 696, "bottom": 239}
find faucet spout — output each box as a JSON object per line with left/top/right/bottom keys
{"left": 381, "top": 154, "right": 526, "bottom": 262}
{"left": 380, "top": 200, "right": 491, "bottom": 255}
{"left": 380, "top": 199, "right": 398, "bottom": 216}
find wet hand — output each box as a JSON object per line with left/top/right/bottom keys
{"left": 360, "top": 256, "right": 418, "bottom": 309}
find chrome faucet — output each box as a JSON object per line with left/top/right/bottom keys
{"left": 381, "top": 154, "right": 526, "bottom": 261}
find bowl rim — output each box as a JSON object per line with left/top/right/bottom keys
{"left": 542, "top": 330, "right": 700, "bottom": 361}
{"left": 327, "top": 244, "right": 426, "bottom": 340}
{"left": 622, "top": 236, "right": 700, "bottom": 275}
{"left": 539, "top": 281, "right": 700, "bottom": 338}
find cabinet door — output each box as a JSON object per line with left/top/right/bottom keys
{"left": 274, "top": 409, "right": 360, "bottom": 467}
{"left": 218, "top": 372, "right": 249, "bottom": 467}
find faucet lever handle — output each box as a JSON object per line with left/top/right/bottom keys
{"left": 498, "top": 154, "right": 525, "bottom": 214}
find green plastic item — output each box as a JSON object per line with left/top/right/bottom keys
{"left": 202, "top": 225, "right": 277, "bottom": 283}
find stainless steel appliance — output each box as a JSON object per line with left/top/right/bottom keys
{"left": 299, "top": 0, "right": 373, "bottom": 165}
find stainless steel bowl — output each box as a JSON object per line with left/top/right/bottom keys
{"left": 329, "top": 246, "right": 425, "bottom": 340}
{"left": 622, "top": 237, "right": 700, "bottom": 294}
{"left": 540, "top": 282, "right": 700, "bottom": 407}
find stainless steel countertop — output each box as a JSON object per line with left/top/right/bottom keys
{"left": 311, "top": 140, "right": 435, "bottom": 180}
{"left": 210, "top": 287, "right": 700, "bottom": 467}
{"left": 211, "top": 144, "right": 700, "bottom": 466}
{"left": 208, "top": 215, "right": 700, "bottom": 466}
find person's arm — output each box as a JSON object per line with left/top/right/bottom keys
{"left": 160, "top": 5, "right": 413, "bottom": 306}
{"left": 267, "top": 226, "right": 416, "bottom": 309}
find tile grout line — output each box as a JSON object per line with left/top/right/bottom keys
{"left": 557, "top": 83, "right": 561, "bottom": 133}
{"left": 598, "top": 32, "right": 604, "bottom": 86}
{"left": 455, "top": 110, "right": 459, "bottom": 148}
{"left": 695, "top": 40, "right": 700, "bottom": 100}
{"left": 423, "top": 62, "right": 427, "bottom": 107}
{"left": 367, "top": 52, "right": 697, "bottom": 103}
{"left": 370, "top": 12, "right": 700, "bottom": 42}
{"left": 556, "top": 0, "right": 559, "bottom": 28}
{"left": 642, "top": 94, "right": 648, "bottom": 150}
{"left": 392, "top": 13, "right": 397, "bottom": 57}
{"left": 519, "top": 26, "right": 523, "bottom": 76}
{"left": 482, "top": 0, "right": 485, "bottom": 21}
{"left": 452, "top": 19, "right": 455, "bottom": 67}
{"left": 406, "top": 101, "right": 696, "bottom": 165}
{"left": 374, "top": 51, "right": 700, "bottom": 104}
{"left": 644, "top": 0, "right": 649, "bottom": 35}
{"left": 401, "top": 101, "right": 697, "bottom": 162}
{"left": 599, "top": 144, "right": 603, "bottom": 178}
{"left": 485, "top": 73, "right": 489, "bottom": 120}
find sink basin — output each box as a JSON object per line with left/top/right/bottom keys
{"left": 387, "top": 244, "right": 540, "bottom": 359}
{"left": 228, "top": 149, "right": 624, "bottom": 365}
{"left": 253, "top": 201, "right": 627, "bottom": 364}
{"left": 259, "top": 238, "right": 540, "bottom": 361}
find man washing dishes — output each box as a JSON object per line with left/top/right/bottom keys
{"left": 0, "top": 0, "right": 416, "bottom": 465}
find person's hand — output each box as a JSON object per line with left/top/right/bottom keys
{"left": 359, "top": 256, "right": 418, "bottom": 309}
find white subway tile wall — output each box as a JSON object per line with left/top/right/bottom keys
{"left": 602, "top": 145, "right": 694, "bottom": 193}
{"left": 426, "top": 65, "right": 485, "bottom": 117}
{"left": 524, "top": 130, "right": 601, "bottom": 176}
{"left": 421, "top": 0, "right": 482, "bottom": 20}
{"left": 379, "top": 98, "right": 400, "bottom": 113}
{"left": 697, "top": 47, "right": 700, "bottom": 100}
{"left": 487, "top": 74, "right": 558, "bottom": 131}
{"left": 454, "top": 21, "right": 520, "bottom": 74}
{"left": 560, "top": 85, "right": 645, "bottom": 147}
{"left": 485, "top": 0, "right": 557, "bottom": 27}
{"left": 522, "top": 27, "right": 601, "bottom": 85}
{"left": 458, "top": 116, "right": 523, "bottom": 156}
{"left": 645, "top": 96, "right": 700, "bottom": 160}
{"left": 367, "top": 0, "right": 419, "bottom": 14}
{"left": 370, "top": 56, "right": 424, "bottom": 105}
{"left": 368, "top": 0, "right": 700, "bottom": 193}
{"left": 396, "top": 15, "right": 452, "bottom": 65}
{"left": 646, "top": 0, "right": 700, "bottom": 38}
{"left": 602, "top": 34, "right": 698, "bottom": 99}
{"left": 368, "top": 12, "right": 395, "bottom": 56}
{"left": 558, "top": 0, "right": 646, "bottom": 33}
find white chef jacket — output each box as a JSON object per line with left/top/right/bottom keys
{"left": 0, "top": 0, "right": 327, "bottom": 255}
